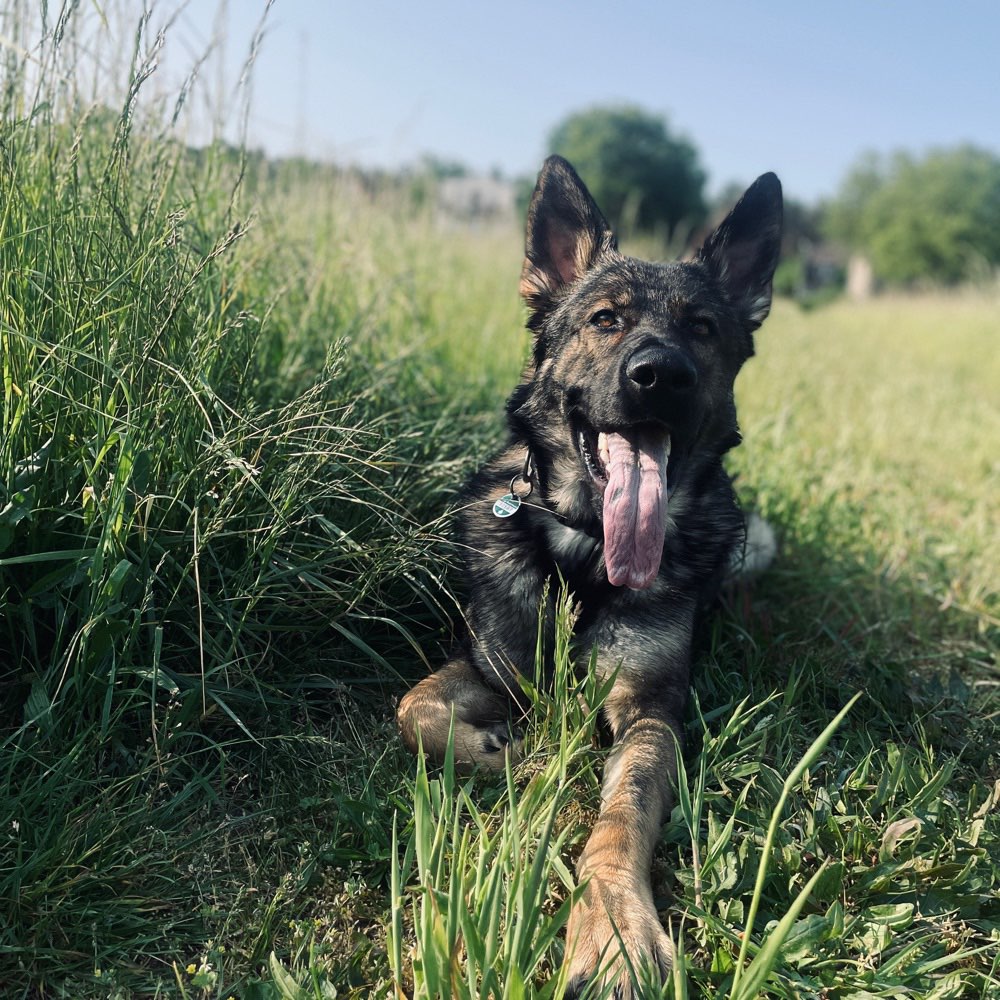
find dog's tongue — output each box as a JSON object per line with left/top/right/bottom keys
{"left": 600, "top": 429, "right": 670, "bottom": 590}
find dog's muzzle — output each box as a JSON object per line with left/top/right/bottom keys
{"left": 623, "top": 342, "right": 698, "bottom": 424}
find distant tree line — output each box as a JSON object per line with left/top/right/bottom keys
{"left": 532, "top": 106, "right": 1000, "bottom": 292}
{"left": 823, "top": 145, "right": 1000, "bottom": 285}
{"left": 197, "top": 106, "right": 1000, "bottom": 292}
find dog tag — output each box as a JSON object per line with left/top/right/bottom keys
{"left": 492, "top": 493, "right": 521, "bottom": 518}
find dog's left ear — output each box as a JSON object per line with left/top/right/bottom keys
{"left": 520, "top": 155, "right": 616, "bottom": 310}
{"left": 698, "top": 173, "right": 783, "bottom": 330}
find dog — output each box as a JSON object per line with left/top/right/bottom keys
{"left": 398, "top": 155, "right": 782, "bottom": 997}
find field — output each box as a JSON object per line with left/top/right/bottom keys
{"left": 1, "top": 18, "right": 999, "bottom": 1000}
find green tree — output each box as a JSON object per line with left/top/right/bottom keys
{"left": 547, "top": 106, "right": 707, "bottom": 241}
{"left": 825, "top": 146, "right": 1000, "bottom": 285}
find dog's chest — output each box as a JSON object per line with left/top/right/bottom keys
{"left": 543, "top": 520, "right": 601, "bottom": 573}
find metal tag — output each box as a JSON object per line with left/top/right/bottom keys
{"left": 492, "top": 493, "right": 521, "bottom": 518}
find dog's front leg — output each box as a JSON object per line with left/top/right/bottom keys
{"left": 397, "top": 656, "right": 525, "bottom": 770}
{"left": 566, "top": 618, "right": 691, "bottom": 998}
{"left": 398, "top": 545, "right": 550, "bottom": 771}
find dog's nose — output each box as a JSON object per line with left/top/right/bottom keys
{"left": 625, "top": 344, "right": 698, "bottom": 394}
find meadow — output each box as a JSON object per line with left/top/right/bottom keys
{"left": 1, "top": 20, "right": 998, "bottom": 1000}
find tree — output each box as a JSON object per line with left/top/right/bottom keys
{"left": 547, "top": 106, "right": 707, "bottom": 241}
{"left": 824, "top": 146, "right": 1000, "bottom": 285}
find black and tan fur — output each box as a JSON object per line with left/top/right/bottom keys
{"left": 398, "top": 156, "right": 782, "bottom": 997}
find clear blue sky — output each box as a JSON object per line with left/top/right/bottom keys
{"left": 165, "top": 0, "right": 1000, "bottom": 204}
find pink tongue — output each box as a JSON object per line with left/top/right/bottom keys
{"left": 602, "top": 429, "right": 669, "bottom": 590}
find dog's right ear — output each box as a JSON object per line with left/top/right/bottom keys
{"left": 520, "top": 156, "right": 616, "bottom": 310}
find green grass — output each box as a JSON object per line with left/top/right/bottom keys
{"left": 1, "top": 8, "right": 998, "bottom": 998}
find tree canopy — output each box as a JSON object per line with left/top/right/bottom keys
{"left": 824, "top": 145, "right": 1000, "bottom": 285}
{"left": 547, "top": 106, "right": 707, "bottom": 241}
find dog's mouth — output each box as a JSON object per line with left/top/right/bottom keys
{"left": 573, "top": 418, "right": 674, "bottom": 591}
{"left": 577, "top": 422, "right": 609, "bottom": 484}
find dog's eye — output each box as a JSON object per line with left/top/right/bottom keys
{"left": 590, "top": 309, "right": 618, "bottom": 330}
{"left": 688, "top": 317, "right": 715, "bottom": 336}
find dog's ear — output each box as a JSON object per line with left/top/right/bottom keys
{"left": 698, "top": 172, "right": 783, "bottom": 330}
{"left": 520, "top": 156, "right": 616, "bottom": 309}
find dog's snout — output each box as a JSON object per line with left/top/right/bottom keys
{"left": 625, "top": 344, "right": 698, "bottom": 394}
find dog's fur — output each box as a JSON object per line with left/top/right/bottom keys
{"left": 398, "top": 156, "right": 782, "bottom": 997}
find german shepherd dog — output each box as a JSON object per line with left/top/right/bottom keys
{"left": 398, "top": 156, "right": 782, "bottom": 996}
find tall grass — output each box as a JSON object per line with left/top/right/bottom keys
{"left": 0, "top": 6, "right": 523, "bottom": 993}
{"left": 1, "top": 5, "right": 997, "bottom": 998}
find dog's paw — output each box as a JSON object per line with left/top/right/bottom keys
{"left": 565, "top": 883, "right": 672, "bottom": 999}
{"left": 479, "top": 720, "right": 523, "bottom": 754}
{"left": 452, "top": 719, "right": 523, "bottom": 771}
{"left": 476, "top": 720, "right": 524, "bottom": 764}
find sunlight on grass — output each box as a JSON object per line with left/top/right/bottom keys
{"left": 0, "top": 5, "right": 997, "bottom": 999}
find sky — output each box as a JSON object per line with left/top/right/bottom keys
{"left": 149, "top": 0, "right": 1000, "bottom": 204}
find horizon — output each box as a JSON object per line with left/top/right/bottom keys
{"left": 11, "top": 1, "right": 998, "bottom": 206}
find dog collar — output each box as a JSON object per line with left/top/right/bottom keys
{"left": 493, "top": 449, "right": 534, "bottom": 518}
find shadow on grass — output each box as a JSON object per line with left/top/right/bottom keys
{"left": 705, "top": 501, "right": 997, "bottom": 772}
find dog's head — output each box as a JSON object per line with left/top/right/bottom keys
{"left": 508, "top": 155, "right": 782, "bottom": 589}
